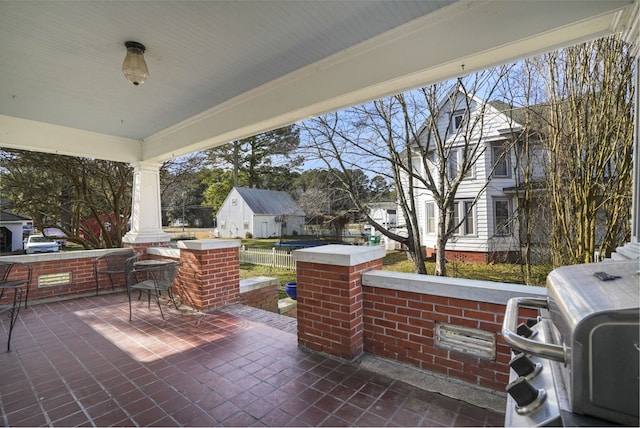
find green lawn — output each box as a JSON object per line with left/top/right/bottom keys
{"left": 240, "top": 239, "right": 551, "bottom": 288}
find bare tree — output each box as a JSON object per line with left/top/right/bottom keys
{"left": 302, "top": 70, "right": 509, "bottom": 275}
{"left": 495, "top": 61, "right": 551, "bottom": 284}
{"left": 540, "top": 36, "right": 635, "bottom": 266}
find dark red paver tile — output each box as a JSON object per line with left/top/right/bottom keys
{"left": 259, "top": 407, "right": 294, "bottom": 426}
{"left": 92, "top": 407, "right": 131, "bottom": 427}
{"left": 223, "top": 410, "right": 258, "bottom": 427}
{"left": 315, "top": 394, "right": 343, "bottom": 413}
{"left": 51, "top": 409, "right": 91, "bottom": 426}
{"left": 355, "top": 410, "right": 388, "bottom": 426}
{"left": 320, "top": 414, "right": 351, "bottom": 427}
{"left": 390, "top": 407, "right": 424, "bottom": 426}
{"left": 8, "top": 411, "right": 49, "bottom": 427}
{"left": 297, "top": 405, "right": 330, "bottom": 426}
{"left": 279, "top": 396, "right": 310, "bottom": 416}
{"left": 197, "top": 390, "right": 227, "bottom": 410}
{"left": 332, "top": 402, "right": 365, "bottom": 424}
{"left": 426, "top": 402, "right": 458, "bottom": 426}
{"left": 210, "top": 400, "right": 242, "bottom": 422}
{"left": 148, "top": 415, "right": 180, "bottom": 426}
{"left": 45, "top": 401, "right": 84, "bottom": 423}
{"left": 5, "top": 403, "right": 46, "bottom": 426}
{"left": 346, "top": 390, "right": 377, "bottom": 409}
{"left": 85, "top": 399, "right": 121, "bottom": 419}
{"left": 244, "top": 398, "right": 275, "bottom": 419}
{"left": 485, "top": 410, "right": 506, "bottom": 427}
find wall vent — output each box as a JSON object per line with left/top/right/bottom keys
{"left": 436, "top": 322, "right": 495, "bottom": 360}
{"left": 38, "top": 272, "right": 72, "bottom": 287}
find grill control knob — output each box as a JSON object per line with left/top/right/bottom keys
{"left": 509, "top": 353, "right": 542, "bottom": 379}
{"left": 526, "top": 318, "right": 538, "bottom": 327}
{"left": 506, "top": 377, "right": 546, "bottom": 415}
{"left": 517, "top": 322, "right": 535, "bottom": 338}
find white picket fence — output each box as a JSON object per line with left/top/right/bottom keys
{"left": 239, "top": 247, "right": 296, "bottom": 270}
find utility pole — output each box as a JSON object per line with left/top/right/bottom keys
{"left": 182, "top": 192, "right": 186, "bottom": 232}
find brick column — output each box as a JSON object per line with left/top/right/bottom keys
{"left": 293, "top": 245, "right": 385, "bottom": 361}
{"left": 176, "top": 239, "right": 241, "bottom": 312}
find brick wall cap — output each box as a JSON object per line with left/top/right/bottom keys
{"left": 240, "top": 276, "right": 278, "bottom": 293}
{"left": 178, "top": 239, "right": 241, "bottom": 251}
{"left": 362, "top": 270, "right": 547, "bottom": 305}
{"left": 122, "top": 230, "right": 171, "bottom": 244}
{"left": 146, "top": 247, "right": 180, "bottom": 258}
{"left": 1, "top": 248, "right": 112, "bottom": 263}
{"left": 293, "top": 244, "right": 385, "bottom": 267}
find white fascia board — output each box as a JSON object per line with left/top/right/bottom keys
{"left": 0, "top": 114, "right": 141, "bottom": 162}
{"left": 141, "top": 0, "right": 632, "bottom": 163}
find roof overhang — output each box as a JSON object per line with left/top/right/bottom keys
{"left": 1, "top": 0, "right": 637, "bottom": 164}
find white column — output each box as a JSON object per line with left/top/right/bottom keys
{"left": 122, "top": 161, "right": 170, "bottom": 244}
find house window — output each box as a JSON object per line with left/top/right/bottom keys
{"left": 452, "top": 201, "right": 474, "bottom": 235}
{"left": 450, "top": 110, "right": 465, "bottom": 133}
{"left": 426, "top": 150, "right": 437, "bottom": 164}
{"left": 494, "top": 199, "right": 512, "bottom": 236}
{"left": 243, "top": 221, "right": 249, "bottom": 229}
{"left": 446, "top": 149, "right": 473, "bottom": 180}
{"left": 231, "top": 197, "right": 237, "bottom": 206}
{"left": 492, "top": 143, "right": 510, "bottom": 177}
{"left": 426, "top": 203, "right": 435, "bottom": 234}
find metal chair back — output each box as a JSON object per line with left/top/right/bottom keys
{"left": 94, "top": 249, "right": 138, "bottom": 295}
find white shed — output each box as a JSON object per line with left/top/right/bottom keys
{"left": 216, "top": 187, "right": 305, "bottom": 239}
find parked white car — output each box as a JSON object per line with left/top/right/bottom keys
{"left": 24, "top": 234, "right": 60, "bottom": 254}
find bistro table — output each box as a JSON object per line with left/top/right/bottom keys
{"left": 129, "top": 259, "right": 180, "bottom": 320}
{"left": 133, "top": 259, "right": 175, "bottom": 268}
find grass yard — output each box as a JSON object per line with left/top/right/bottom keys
{"left": 381, "top": 250, "right": 550, "bottom": 286}
{"left": 239, "top": 238, "right": 551, "bottom": 287}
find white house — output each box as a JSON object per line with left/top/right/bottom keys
{"left": 368, "top": 202, "right": 397, "bottom": 229}
{"left": 0, "top": 210, "right": 33, "bottom": 254}
{"left": 410, "top": 89, "right": 532, "bottom": 262}
{"left": 367, "top": 202, "right": 401, "bottom": 250}
{"left": 216, "top": 187, "right": 305, "bottom": 239}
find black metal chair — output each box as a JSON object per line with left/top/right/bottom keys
{"left": 0, "top": 261, "right": 31, "bottom": 351}
{"left": 0, "top": 261, "right": 32, "bottom": 309}
{"left": 128, "top": 261, "right": 180, "bottom": 320}
{"left": 93, "top": 249, "right": 139, "bottom": 295}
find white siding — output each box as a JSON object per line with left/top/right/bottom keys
{"left": 217, "top": 188, "right": 306, "bottom": 238}
{"left": 217, "top": 188, "right": 254, "bottom": 238}
{"left": 411, "top": 88, "right": 527, "bottom": 255}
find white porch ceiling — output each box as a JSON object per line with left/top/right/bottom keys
{"left": 0, "top": 0, "right": 637, "bottom": 164}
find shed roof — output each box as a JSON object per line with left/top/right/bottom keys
{"left": 235, "top": 187, "right": 304, "bottom": 216}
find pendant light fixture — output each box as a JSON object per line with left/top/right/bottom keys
{"left": 122, "top": 41, "right": 149, "bottom": 86}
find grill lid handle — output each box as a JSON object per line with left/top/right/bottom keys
{"left": 502, "top": 297, "right": 566, "bottom": 362}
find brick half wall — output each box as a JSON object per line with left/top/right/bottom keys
{"left": 362, "top": 270, "right": 545, "bottom": 391}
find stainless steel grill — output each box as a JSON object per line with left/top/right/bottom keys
{"left": 502, "top": 260, "right": 639, "bottom": 426}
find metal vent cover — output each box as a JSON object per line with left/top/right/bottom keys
{"left": 436, "top": 322, "right": 496, "bottom": 360}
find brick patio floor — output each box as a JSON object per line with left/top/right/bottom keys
{"left": 0, "top": 293, "right": 504, "bottom": 426}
